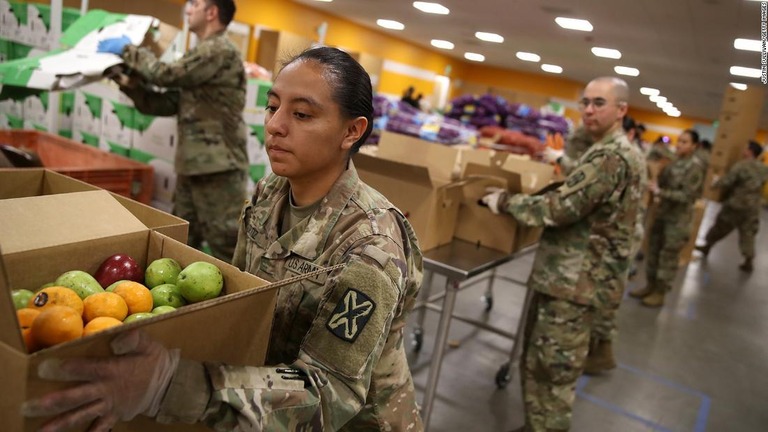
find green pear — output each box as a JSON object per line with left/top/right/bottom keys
{"left": 11, "top": 289, "right": 35, "bottom": 310}
{"left": 177, "top": 261, "right": 223, "bottom": 303}
{"left": 55, "top": 270, "right": 104, "bottom": 299}
{"left": 150, "top": 284, "right": 187, "bottom": 308}
{"left": 145, "top": 258, "right": 182, "bottom": 288}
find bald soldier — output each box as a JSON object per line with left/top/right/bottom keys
{"left": 482, "top": 77, "right": 646, "bottom": 432}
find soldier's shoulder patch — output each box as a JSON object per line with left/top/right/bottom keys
{"left": 559, "top": 163, "right": 598, "bottom": 196}
{"left": 326, "top": 288, "right": 377, "bottom": 343}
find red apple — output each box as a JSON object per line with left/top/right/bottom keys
{"left": 94, "top": 254, "right": 144, "bottom": 288}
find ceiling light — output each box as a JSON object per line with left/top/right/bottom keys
{"left": 541, "top": 64, "right": 563, "bottom": 74}
{"left": 730, "top": 66, "right": 761, "bottom": 78}
{"left": 665, "top": 110, "right": 681, "bottom": 118}
{"left": 591, "top": 47, "right": 621, "bottom": 59}
{"left": 650, "top": 95, "right": 667, "bottom": 103}
{"left": 734, "top": 38, "right": 761, "bottom": 52}
{"left": 640, "top": 87, "right": 660, "bottom": 96}
{"left": 312, "top": 0, "right": 333, "bottom": 2}
{"left": 376, "top": 19, "right": 404, "bottom": 30}
{"left": 555, "top": 17, "right": 593, "bottom": 32}
{"left": 464, "top": 52, "right": 485, "bottom": 62}
{"left": 431, "top": 39, "right": 454, "bottom": 50}
{"left": 730, "top": 82, "right": 747, "bottom": 90}
{"left": 475, "top": 32, "right": 504, "bottom": 43}
{"left": 614, "top": 66, "right": 639, "bottom": 76}
{"left": 516, "top": 51, "right": 541, "bottom": 62}
{"left": 657, "top": 101, "right": 673, "bottom": 109}
{"left": 413, "top": 2, "right": 449, "bottom": 14}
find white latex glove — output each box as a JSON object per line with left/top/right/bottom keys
{"left": 481, "top": 186, "right": 509, "bottom": 215}
{"left": 542, "top": 147, "right": 564, "bottom": 164}
{"left": 23, "top": 330, "right": 180, "bottom": 432}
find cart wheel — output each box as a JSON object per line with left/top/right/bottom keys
{"left": 411, "top": 328, "right": 423, "bottom": 352}
{"left": 482, "top": 295, "right": 494, "bottom": 312}
{"left": 495, "top": 364, "right": 511, "bottom": 388}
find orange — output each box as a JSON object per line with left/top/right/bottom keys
{"left": 17, "top": 308, "right": 41, "bottom": 353}
{"left": 31, "top": 305, "right": 83, "bottom": 348}
{"left": 27, "top": 286, "right": 84, "bottom": 316}
{"left": 82, "top": 292, "right": 129, "bottom": 322}
{"left": 112, "top": 281, "right": 153, "bottom": 314}
{"left": 83, "top": 316, "right": 123, "bottom": 337}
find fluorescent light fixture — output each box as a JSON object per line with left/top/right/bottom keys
{"left": 657, "top": 101, "right": 673, "bottom": 109}
{"left": 516, "top": 51, "right": 541, "bottom": 62}
{"left": 649, "top": 95, "right": 667, "bottom": 103}
{"left": 730, "top": 82, "right": 748, "bottom": 90}
{"left": 313, "top": 0, "right": 333, "bottom": 2}
{"left": 614, "top": 66, "right": 639, "bottom": 76}
{"left": 464, "top": 52, "right": 485, "bottom": 62}
{"left": 640, "top": 87, "right": 660, "bottom": 96}
{"left": 413, "top": 2, "right": 449, "bottom": 14}
{"left": 730, "top": 66, "right": 761, "bottom": 78}
{"left": 541, "top": 64, "right": 563, "bottom": 74}
{"left": 555, "top": 17, "right": 593, "bottom": 32}
{"left": 376, "top": 19, "right": 404, "bottom": 30}
{"left": 591, "top": 47, "right": 621, "bottom": 59}
{"left": 734, "top": 38, "right": 761, "bottom": 52}
{"left": 475, "top": 32, "right": 504, "bottom": 43}
{"left": 431, "top": 39, "right": 454, "bottom": 50}
{"left": 665, "top": 110, "right": 681, "bottom": 117}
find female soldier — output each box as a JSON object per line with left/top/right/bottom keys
{"left": 630, "top": 129, "right": 705, "bottom": 307}
{"left": 24, "top": 47, "right": 424, "bottom": 432}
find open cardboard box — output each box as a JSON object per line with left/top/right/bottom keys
{"left": 354, "top": 131, "right": 464, "bottom": 251}
{"left": 0, "top": 168, "right": 188, "bottom": 243}
{"left": 0, "top": 191, "right": 277, "bottom": 431}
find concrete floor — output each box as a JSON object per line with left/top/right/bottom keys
{"left": 407, "top": 202, "right": 768, "bottom": 432}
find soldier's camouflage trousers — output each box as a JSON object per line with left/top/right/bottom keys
{"left": 521, "top": 292, "right": 593, "bottom": 432}
{"left": 174, "top": 169, "right": 247, "bottom": 263}
{"left": 705, "top": 206, "right": 760, "bottom": 259}
{"left": 645, "top": 214, "right": 690, "bottom": 292}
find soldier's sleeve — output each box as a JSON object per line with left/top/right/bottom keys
{"left": 121, "top": 41, "right": 232, "bottom": 88}
{"left": 659, "top": 160, "right": 705, "bottom": 204}
{"left": 120, "top": 82, "right": 179, "bottom": 116}
{"left": 558, "top": 153, "right": 579, "bottom": 175}
{"left": 502, "top": 152, "right": 628, "bottom": 227}
{"left": 713, "top": 163, "right": 740, "bottom": 191}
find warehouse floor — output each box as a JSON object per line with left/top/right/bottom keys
{"left": 407, "top": 201, "right": 768, "bottom": 432}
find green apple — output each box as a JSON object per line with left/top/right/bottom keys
{"left": 39, "top": 282, "right": 55, "bottom": 290}
{"left": 123, "top": 312, "right": 154, "bottom": 323}
{"left": 150, "top": 283, "right": 187, "bottom": 308}
{"left": 105, "top": 280, "right": 129, "bottom": 292}
{"left": 177, "top": 261, "right": 224, "bottom": 303}
{"left": 11, "top": 289, "right": 35, "bottom": 310}
{"left": 55, "top": 270, "right": 104, "bottom": 299}
{"left": 145, "top": 258, "right": 182, "bottom": 288}
{"left": 152, "top": 305, "right": 176, "bottom": 315}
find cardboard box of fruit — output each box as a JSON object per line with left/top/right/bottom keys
{"left": 0, "top": 168, "right": 189, "bottom": 243}
{"left": 0, "top": 190, "right": 277, "bottom": 432}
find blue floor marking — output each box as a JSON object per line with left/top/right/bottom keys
{"left": 576, "top": 390, "right": 675, "bottom": 432}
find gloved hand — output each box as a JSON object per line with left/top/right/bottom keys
{"left": 542, "top": 147, "right": 564, "bottom": 164}
{"left": 480, "top": 186, "right": 509, "bottom": 215}
{"left": 97, "top": 35, "right": 132, "bottom": 55}
{"left": 23, "top": 330, "right": 180, "bottom": 431}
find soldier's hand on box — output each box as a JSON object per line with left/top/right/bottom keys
{"left": 22, "top": 330, "right": 179, "bottom": 431}
{"left": 97, "top": 35, "right": 132, "bottom": 55}
{"left": 481, "top": 187, "right": 509, "bottom": 215}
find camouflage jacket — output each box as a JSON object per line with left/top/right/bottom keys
{"left": 716, "top": 158, "right": 768, "bottom": 212}
{"left": 656, "top": 153, "right": 706, "bottom": 222}
{"left": 502, "top": 126, "right": 647, "bottom": 309}
{"left": 120, "top": 31, "right": 248, "bottom": 176}
{"left": 558, "top": 126, "right": 592, "bottom": 175}
{"left": 156, "top": 164, "right": 424, "bottom": 431}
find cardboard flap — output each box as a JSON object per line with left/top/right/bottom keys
{"left": 459, "top": 147, "right": 493, "bottom": 173}
{"left": 0, "top": 247, "right": 24, "bottom": 352}
{"left": 460, "top": 163, "right": 522, "bottom": 204}
{"left": 353, "top": 153, "right": 434, "bottom": 187}
{"left": 377, "top": 131, "right": 459, "bottom": 182}
{"left": 500, "top": 154, "right": 555, "bottom": 194}
{"left": 0, "top": 190, "right": 147, "bottom": 255}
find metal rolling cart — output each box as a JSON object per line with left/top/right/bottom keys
{"left": 412, "top": 239, "right": 537, "bottom": 430}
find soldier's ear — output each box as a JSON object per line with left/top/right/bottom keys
{"left": 340, "top": 116, "right": 368, "bottom": 151}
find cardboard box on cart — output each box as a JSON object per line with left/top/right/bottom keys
{"left": 353, "top": 131, "right": 464, "bottom": 251}
{"left": 0, "top": 190, "right": 278, "bottom": 432}
{"left": 0, "top": 168, "right": 188, "bottom": 243}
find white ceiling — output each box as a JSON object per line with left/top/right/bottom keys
{"left": 292, "top": 0, "right": 768, "bottom": 130}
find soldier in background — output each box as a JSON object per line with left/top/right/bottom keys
{"left": 482, "top": 77, "right": 646, "bottom": 432}
{"left": 97, "top": 0, "right": 248, "bottom": 262}
{"left": 24, "top": 47, "right": 424, "bottom": 431}
{"left": 696, "top": 139, "right": 712, "bottom": 173}
{"left": 630, "top": 129, "right": 706, "bottom": 307}
{"left": 696, "top": 140, "right": 768, "bottom": 271}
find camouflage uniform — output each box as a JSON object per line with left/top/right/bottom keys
{"left": 154, "top": 164, "right": 424, "bottom": 431}
{"left": 646, "top": 143, "right": 675, "bottom": 162}
{"left": 645, "top": 153, "right": 706, "bottom": 293}
{"left": 703, "top": 159, "right": 768, "bottom": 259}
{"left": 556, "top": 126, "right": 591, "bottom": 175}
{"left": 501, "top": 127, "right": 646, "bottom": 431}
{"left": 120, "top": 31, "right": 249, "bottom": 262}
